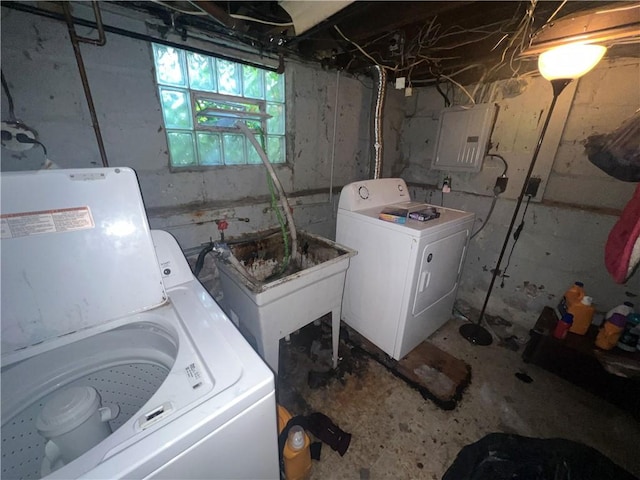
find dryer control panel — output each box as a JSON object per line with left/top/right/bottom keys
{"left": 338, "top": 178, "right": 410, "bottom": 211}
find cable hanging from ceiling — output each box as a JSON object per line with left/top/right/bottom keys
{"left": 331, "top": 2, "right": 548, "bottom": 104}
{"left": 152, "top": 1, "right": 295, "bottom": 27}
{"left": 330, "top": 0, "right": 574, "bottom": 106}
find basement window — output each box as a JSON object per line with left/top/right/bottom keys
{"left": 152, "top": 44, "right": 286, "bottom": 167}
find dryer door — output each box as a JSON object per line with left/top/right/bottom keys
{"left": 412, "top": 229, "right": 468, "bottom": 316}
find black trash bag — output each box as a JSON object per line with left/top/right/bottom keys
{"left": 585, "top": 112, "right": 640, "bottom": 182}
{"left": 442, "top": 433, "right": 637, "bottom": 480}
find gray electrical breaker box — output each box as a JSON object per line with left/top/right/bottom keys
{"left": 431, "top": 103, "right": 497, "bottom": 172}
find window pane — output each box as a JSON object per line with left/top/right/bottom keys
{"left": 223, "top": 133, "right": 246, "bottom": 165}
{"left": 242, "top": 65, "right": 264, "bottom": 99}
{"left": 153, "top": 44, "right": 186, "bottom": 87}
{"left": 246, "top": 136, "right": 265, "bottom": 164}
{"left": 266, "top": 103, "right": 285, "bottom": 135}
{"left": 167, "top": 131, "right": 196, "bottom": 166}
{"left": 217, "top": 60, "right": 241, "bottom": 95}
{"left": 159, "top": 88, "right": 192, "bottom": 129}
{"left": 187, "top": 52, "right": 215, "bottom": 91}
{"left": 265, "top": 72, "right": 284, "bottom": 102}
{"left": 197, "top": 133, "right": 222, "bottom": 165}
{"left": 195, "top": 96, "right": 262, "bottom": 128}
{"left": 267, "top": 135, "right": 285, "bottom": 163}
{"left": 154, "top": 44, "right": 286, "bottom": 167}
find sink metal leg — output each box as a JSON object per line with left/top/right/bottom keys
{"left": 332, "top": 307, "right": 340, "bottom": 369}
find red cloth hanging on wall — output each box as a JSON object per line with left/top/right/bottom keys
{"left": 605, "top": 183, "right": 640, "bottom": 283}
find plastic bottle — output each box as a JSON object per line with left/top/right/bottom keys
{"left": 595, "top": 313, "right": 627, "bottom": 350}
{"left": 617, "top": 313, "right": 640, "bottom": 352}
{"left": 604, "top": 301, "right": 634, "bottom": 321}
{"left": 283, "top": 425, "right": 311, "bottom": 480}
{"left": 553, "top": 313, "right": 573, "bottom": 340}
{"left": 568, "top": 296, "right": 595, "bottom": 335}
{"left": 558, "top": 282, "right": 585, "bottom": 317}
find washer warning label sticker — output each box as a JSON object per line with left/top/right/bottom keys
{"left": 1, "top": 207, "right": 94, "bottom": 239}
{"left": 185, "top": 362, "right": 203, "bottom": 389}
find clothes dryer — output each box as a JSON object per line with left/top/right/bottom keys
{"left": 336, "top": 178, "right": 474, "bottom": 359}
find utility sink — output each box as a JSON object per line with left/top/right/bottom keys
{"left": 216, "top": 230, "right": 356, "bottom": 374}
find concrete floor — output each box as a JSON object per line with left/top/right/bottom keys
{"left": 277, "top": 316, "right": 640, "bottom": 480}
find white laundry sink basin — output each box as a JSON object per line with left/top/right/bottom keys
{"left": 217, "top": 230, "right": 356, "bottom": 374}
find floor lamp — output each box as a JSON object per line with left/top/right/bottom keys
{"left": 460, "top": 43, "right": 607, "bottom": 346}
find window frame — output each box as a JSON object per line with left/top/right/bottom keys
{"left": 152, "top": 43, "right": 287, "bottom": 170}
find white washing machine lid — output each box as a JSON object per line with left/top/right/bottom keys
{"left": 1, "top": 168, "right": 167, "bottom": 361}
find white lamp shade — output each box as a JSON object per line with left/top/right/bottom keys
{"left": 538, "top": 43, "right": 606, "bottom": 80}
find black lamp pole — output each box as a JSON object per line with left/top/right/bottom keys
{"left": 460, "top": 78, "right": 572, "bottom": 345}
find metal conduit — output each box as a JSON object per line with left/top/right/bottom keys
{"left": 4, "top": 2, "right": 280, "bottom": 74}
{"left": 62, "top": 1, "right": 109, "bottom": 167}
{"left": 371, "top": 65, "right": 387, "bottom": 179}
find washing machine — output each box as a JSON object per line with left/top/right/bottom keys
{"left": 1, "top": 168, "right": 279, "bottom": 479}
{"left": 336, "top": 178, "right": 475, "bottom": 360}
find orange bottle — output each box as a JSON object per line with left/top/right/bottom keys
{"left": 277, "top": 405, "right": 311, "bottom": 480}
{"left": 558, "top": 282, "right": 585, "bottom": 317}
{"left": 595, "top": 313, "right": 627, "bottom": 350}
{"left": 283, "top": 425, "right": 312, "bottom": 480}
{"left": 568, "top": 295, "right": 595, "bottom": 335}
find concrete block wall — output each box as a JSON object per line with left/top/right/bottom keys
{"left": 1, "top": 5, "right": 372, "bottom": 248}
{"left": 401, "top": 58, "right": 640, "bottom": 328}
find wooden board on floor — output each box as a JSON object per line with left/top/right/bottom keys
{"left": 347, "top": 327, "right": 472, "bottom": 410}
{"left": 395, "top": 341, "right": 471, "bottom": 409}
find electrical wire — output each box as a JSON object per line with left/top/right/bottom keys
{"left": 152, "top": 1, "right": 295, "bottom": 32}
{"left": 150, "top": 0, "right": 209, "bottom": 16}
{"left": 332, "top": 7, "right": 532, "bottom": 90}
{"left": 545, "top": 0, "right": 567, "bottom": 24}
{"left": 435, "top": 77, "right": 451, "bottom": 107}
{"left": 1, "top": 70, "right": 16, "bottom": 122}
{"left": 487, "top": 153, "right": 508, "bottom": 176}
{"left": 439, "top": 74, "right": 475, "bottom": 105}
{"left": 15, "top": 133, "right": 48, "bottom": 157}
{"left": 491, "top": 33, "right": 510, "bottom": 52}
{"left": 500, "top": 195, "right": 533, "bottom": 288}
{"left": 228, "top": 14, "right": 293, "bottom": 27}
{"left": 472, "top": 0, "right": 538, "bottom": 90}
{"left": 1, "top": 70, "right": 49, "bottom": 159}
{"left": 470, "top": 194, "right": 498, "bottom": 240}
{"left": 334, "top": 25, "right": 389, "bottom": 70}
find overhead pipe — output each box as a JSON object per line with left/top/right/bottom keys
{"left": 371, "top": 65, "right": 387, "bottom": 179}
{"left": 62, "top": 1, "right": 109, "bottom": 167}
{"left": 3, "top": 2, "right": 279, "bottom": 74}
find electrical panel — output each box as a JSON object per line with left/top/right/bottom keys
{"left": 431, "top": 103, "right": 497, "bottom": 172}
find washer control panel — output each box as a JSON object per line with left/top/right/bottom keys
{"left": 338, "top": 178, "right": 410, "bottom": 211}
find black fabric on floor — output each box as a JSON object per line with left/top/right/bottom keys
{"left": 442, "top": 433, "right": 638, "bottom": 480}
